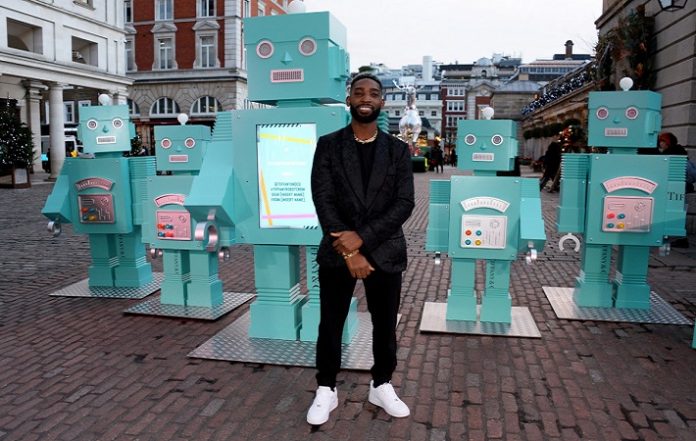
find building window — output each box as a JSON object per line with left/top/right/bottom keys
{"left": 198, "top": 0, "right": 215, "bottom": 17}
{"left": 395, "top": 110, "right": 400, "bottom": 117}
{"left": 125, "top": 38, "right": 135, "bottom": 71}
{"left": 155, "top": 0, "right": 173, "bottom": 20}
{"left": 198, "top": 35, "right": 216, "bottom": 68}
{"left": 64, "top": 102, "right": 75, "bottom": 123}
{"left": 127, "top": 99, "right": 140, "bottom": 116}
{"left": 156, "top": 37, "right": 174, "bottom": 69}
{"left": 74, "top": 0, "right": 93, "bottom": 7}
{"left": 151, "top": 97, "right": 180, "bottom": 117}
{"left": 418, "top": 94, "right": 426, "bottom": 100}
{"left": 418, "top": 111, "right": 424, "bottom": 116}
{"left": 6, "top": 18, "right": 43, "bottom": 54}
{"left": 431, "top": 111, "right": 437, "bottom": 117}
{"left": 243, "top": 0, "right": 251, "bottom": 17}
{"left": 124, "top": 0, "right": 133, "bottom": 22}
{"left": 191, "top": 96, "right": 221, "bottom": 115}
{"left": 72, "top": 36, "right": 98, "bottom": 66}
{"left": 258, "top": 1, "right": 265, "bottom": 16}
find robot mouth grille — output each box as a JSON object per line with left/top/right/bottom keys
{"left": 96, "top": 136, "right": 117, "bottom": 144}
{"left": 472, "top": 153, "right": 494, "bottom": 162}
{"left": 169, "top": 155, "right": 189, "bottom": 163}
{"left": 271, "top": 69, "right": 304, "bottom": 83}
{"left": 604, "top": 128, "right": 628, "bottom": 137}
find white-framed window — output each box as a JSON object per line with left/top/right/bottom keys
{"left": 431, "top": 110, "right": 437, "bottom": 117}
{"left": 64, "top": 102, "right": 75, "bottom": 123}
{"left": 125, "top": 38, "right": 135, "bottom": 71}
{"left": 74, "top": 0, "right": 93, "bottom": 7}
{"left": 127, "top": 99, "right": 140, "bottom": 116}
{"left": 418, "top": 94, "right": 426, "bottom": 100}
{"left": 258, "top": 1, "right": 265, "bottom": 16}
{"left": 243, "top": 0, "right": 251, "bottom": 17}
{"left": 124, "top": 0, "right": 133, "bottom": 22}
{"left": 197, "top": 34, "right": 217, "bottom": 68}
{"left": 395, "top": 110, "right": 401, "bottom": 117}
{"left": 156, "top": 36, "right": 175, "bottom": 70}
{"left": 447, "top": 101, "right": 465, "bottom": 112}
{"left": 78, "top": 100, "right": 91, "bottom": 108}
{"left": 155, "top": 0, "right": 173, "bottom": 20}
{"left": 198, "top": 0, "right": 215, "bottom": 17}
{"left": 151, "top": 97, "right": 180, "bottom": 117}
{"left": 418, "top": 111, "right": 424, "bottom": 116}
{"left": 191, "top": 96, "right": 221, "bottom": 115}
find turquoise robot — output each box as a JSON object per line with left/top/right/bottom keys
{"left": 186, "top": 9, "right": 357, "bottom": 341}
{"left": 141, "top": 114, "right": 235, "bottom": 310}
{"left": 42, "top": 95, "right": 155, "bottom": 289}
{"left": 425, "top": 107, "right": 546, "bottom": 325}
{"left": 557, "top": 77, "right": 687, "bottom": 309}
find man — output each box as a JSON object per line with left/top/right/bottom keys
{"left": 307, "top": 73, "right": 415, "bottom": 425}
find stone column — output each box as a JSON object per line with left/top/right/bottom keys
{"left": 48, "top": 83, "right": 66, "bottom": 180}
{"left": 23, "top": 81, "right": 46, "bottom": 173}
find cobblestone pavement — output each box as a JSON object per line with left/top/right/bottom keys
{"left": 1, "top": 167, "right": 694, "bottom": 441}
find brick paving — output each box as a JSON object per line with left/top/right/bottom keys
{"left": 0, "top": 167, "right": 694, "bottom": 441}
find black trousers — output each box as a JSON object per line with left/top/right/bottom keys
{"left": 315, "top": 264, "right": 402, "bottom": 388}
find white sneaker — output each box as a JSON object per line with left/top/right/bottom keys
{"left": 306, "top": 386, "right": 338, "bottom": 425}
{"left": 368, "top": 381, "right": 410, "bottom": 417}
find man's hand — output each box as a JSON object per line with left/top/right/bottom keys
{"left": 331, "top": 231, "right": 363, "bottom": 255}
{"left": 345, "top": 252, "right": 374, "bottom": 279}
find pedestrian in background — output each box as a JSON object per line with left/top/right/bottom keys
{"left": 431, "top": 143, "right": 444, "bottom": 173}
{"left": 539, "top": 141, "right": 561, "bottom": 191}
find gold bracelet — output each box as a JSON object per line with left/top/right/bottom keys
{"left": 342, "top": 250, "right": 358, "bottom": 260}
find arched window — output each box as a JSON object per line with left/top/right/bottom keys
{"left": 127, "top": 99, "right": 140, "bottom": 116}
{"left": 150, "top": 97, "right": 180, "bottom": 117}
{"left": 191, "top": 96, "right": 222, "bottom": 115}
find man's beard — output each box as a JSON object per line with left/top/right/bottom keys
{"left": 349, "top": 104, "right": 381, "bottom": 124}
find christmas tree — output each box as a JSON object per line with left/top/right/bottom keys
{"left": 0, "top": 100, "right": 34, "bottom": 168}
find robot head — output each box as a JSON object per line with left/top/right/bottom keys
{"left": 456, "top": 107, "right": 518, "bottom": 173}
{"left": 588, "top": 77, "right": 662, "bottom": 149}
{"left": 244, "top": 11, "right": 349, "bottom": 105}
{"left": 78, "top": 94, "right": 135, "bottom": 155}
{"left": 154, "top": 114, "right": 211, "bottom": 172}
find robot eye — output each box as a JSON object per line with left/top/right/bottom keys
{"left": 256, "top": 40, "right": 274, "bottom": 59}
{"left": 160, "top": 138, "right": 172, "bottom": 149}
{"left": 87, "top": 119, "right": 98, "bottom": 130}
{"left": 625, "top": 106, "right": 639, "bottom": 120}
{"left": 596, "top": 107, "right": 609, "bottom": 120}
{"left": 184, "top": 138, "right": 196, "bottom": 149}
{"left": 491, "top": 134, "right": 504, "bottom": 146}
{"left": 298, "top": 38, "right": 317, "bottom": 56}
{"left": 464, "top": 134, "right": 476, "bottom": 145}
{"left": 112, "top": 118, "right": 124, "bottom": 129}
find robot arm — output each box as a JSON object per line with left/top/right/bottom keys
{"left": 425, "top": 179, "right": 451, "bottom": 254}
{"left": 41, "top": 166, "right": 72, "bottom": 236}
{"left": 518, "top": 179, "right": 546, "bottom": 263}
{"left": 184, "top": 140, "right": 236, "bottom": 227}
{"left": 556, "top": 153, "right": 590, "bottom": 233}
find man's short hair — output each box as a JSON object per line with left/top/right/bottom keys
{"left": 350, "top": 72, "right": 383, "bottom": 93}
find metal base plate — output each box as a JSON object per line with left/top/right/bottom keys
{"left": 543, "top": 286, "right": 693, "bottom": 324}
{"left": 419, "top": 302, "right": 542, "bottom": 338}
{"left": 188, "top": 312, "right": 400, "bottom": 370}
{"left": 124, "top": 292, "right": 254, "bottom": 321}
{"left": 48, "top": 273, "right": 164, "bottom": 299}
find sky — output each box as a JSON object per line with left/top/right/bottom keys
{"left": 299, "top": 0, "right": 603, "bottom": 71}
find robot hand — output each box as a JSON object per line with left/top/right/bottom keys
{"left": 194, "top": 221, "right": 219, "bottom": 253}
{"left": 47, "top": 220, "right": 62, "bottom": 237}
{"left": 658, "top": 241, "right": 671, "bottom": 257}
{"left": 559, "top": 233, "right": 581, "bottom": 252}
{"left": 218, "top": 247, "right": 231, "bottom": 261}
{"left": 149, "top": 247, "right": 163, "bottom": 259}
{"left": 525, "top": 248, "right": 538, "bottom": 265}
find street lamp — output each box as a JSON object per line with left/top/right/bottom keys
{"left": 658, "top": 0, "right": 688, "bottom": 11}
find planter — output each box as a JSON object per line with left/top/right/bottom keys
{"left": 0, "top": 165, "right": 32, "bottom": 189}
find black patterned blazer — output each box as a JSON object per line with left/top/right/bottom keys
{"left": 311, "top": 125, "right": 415, "bottom": 273}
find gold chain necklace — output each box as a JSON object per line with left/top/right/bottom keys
{"left": 354, "top": 131, "right": 378, "bottom": 144}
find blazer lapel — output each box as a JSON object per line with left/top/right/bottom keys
{"left": 340, "top": 127, "right": 366, "bottom": 207}
{"left": 364, "top": 131, "right": 389, "bottom": 209}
